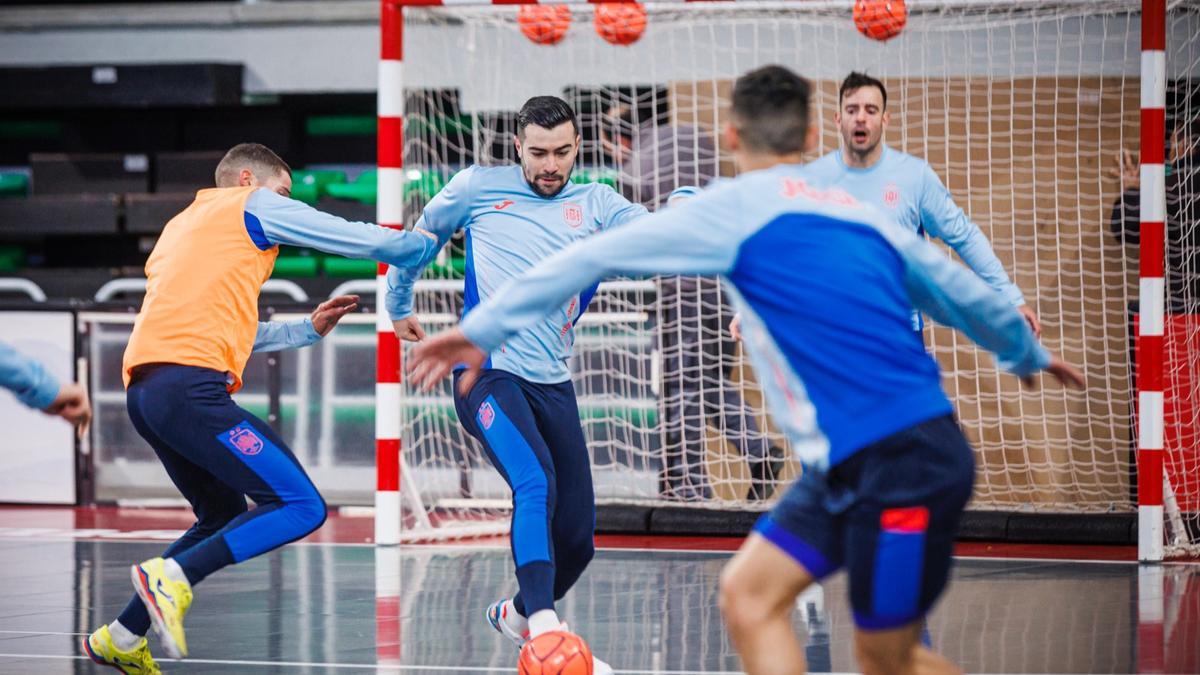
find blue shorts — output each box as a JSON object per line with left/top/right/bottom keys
{"left": 755, "top": 414, "right": 975, "bottom": 630}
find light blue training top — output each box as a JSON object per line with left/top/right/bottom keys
{"left": 386, "top": 165, "right": 647, "bottom": 383}
{"left": 805, "top": 146, "right": 1026, "bottom": 312}
{"left": 0, "top": 341, "right": 61, "bottom": 410}
{"left": 457, "top": 164, "right": 1049, "bottom": 470}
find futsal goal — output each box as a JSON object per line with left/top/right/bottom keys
{"left": 371, "top": 0, "right": 1200, "bottom": 561}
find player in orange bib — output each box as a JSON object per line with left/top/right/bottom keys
{"left": 83, "top": 143, "right": 437, "bottom": 674}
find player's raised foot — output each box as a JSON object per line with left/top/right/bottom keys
{"left": 486, "top": 597, "right": 530, "bottom": 649}
{"left": 82, "top": 625, "right": 161, "bottom": 675}
{"left": 131, "top": 557, "right": 193, "bottom": 659}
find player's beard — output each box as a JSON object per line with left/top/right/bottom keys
{"left": 522, "top": 161, "right": 574, "bottom": 198}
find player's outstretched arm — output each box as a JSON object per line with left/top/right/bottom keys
{"left": 253, "top": 295, "right": 360, "bottom": 353}
{"left": 0, "top": 341, "right": 62, "bottom": 411}
{"left": 918, "top": 164, "right": 1040, "bottom": 337}
{"left": 244, "top": 189, "right": 440, "bottom": 270}
{"left": 891, "top": 223, "right": 1082, "bottom": 387}
{"left": 0, "top": 341, "right": 91, "bottom": 434}
{"left": 409, "top": 186, "right": 743, "bottom": 391}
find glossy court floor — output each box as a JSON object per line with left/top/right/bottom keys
{"left": 0, "top": 508, "right": 1197, "bottom": 674}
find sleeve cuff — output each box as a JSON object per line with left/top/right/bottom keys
{"left": 301, "top": 317, "right": 322, "bottom": 344}
{"left": 23, "top": 377, "right": 61, "bottom": 411}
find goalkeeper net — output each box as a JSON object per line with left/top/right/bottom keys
{"left": 384, "top": 0, "right": 1200, "bottom": 556}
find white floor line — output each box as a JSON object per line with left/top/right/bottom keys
{"left": 0, "top": 652, "right": 765, "bottom": 674}
{"left": 0, "top": 630, "right": 88, "bottom": 636}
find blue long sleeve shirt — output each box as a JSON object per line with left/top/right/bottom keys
{"left": 252, "top": 317, "right": 321, "bottom": 353}
{"left": 244, "top": 188, "right": 438, "bottom": 273}
{"left": 386, "top": 165, "right": 648, "bottom": 383}
{"left": 0, "top": 342, "right": 61, "bottom": 410}
{"left": 457, "top": 165, "right": 1049, "bottom": 470}
{"left": 804, "top": 147, "right": 1026, "bottom": 308}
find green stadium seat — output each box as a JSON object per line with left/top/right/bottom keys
{"left": 0, "top": 173, "right": 28, "bottom": 198}
{"left": 291, "top": 169, "right": 347, "bottom": 206}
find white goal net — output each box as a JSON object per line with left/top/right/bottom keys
{"left": 386, "top": 0, "right": 1200, "bottom": 555}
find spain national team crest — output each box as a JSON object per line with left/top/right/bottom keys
{"left": 228, "top": 425, "right": 264, "bottom": 456}
{"left": 478, "top": 401, "right": 496, "bottom": 430}
{"left": 563, "top": 202, "right": 584, "bottom": 229}
{"left": 883, "top": 183, "right": 901, "bottom": 209}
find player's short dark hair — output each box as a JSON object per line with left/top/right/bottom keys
{"left": 516, "top": 96, "right": 579, "bottom": 138}
{"left": 730, "top": 64, "right": 812, "bottom": 155}
{"left": 215, "top": 143, "right": 291, "bottom": 187}
{"left": 839, "top": 71, "right": 888, "bottom": 110}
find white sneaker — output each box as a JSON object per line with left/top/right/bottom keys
{"left": 485, "top": 598, "right": 529, "bottom": 649}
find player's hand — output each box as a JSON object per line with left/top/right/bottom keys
{"left": 407, "top": 328, "right": 487, "bottom": 393}
{"left": 1110, "top": 149, "right": 1140, "bottom": 189}
{"left": 1017, "top": 305, "right": 1042, "bottom": 339}
{"left": 729, "top": 314, "right": 743, "bottom": 341}
{"left": 43, "top": 382, "right": 92, "bottom": 438}
{"left": 311, "top": 295, "right": 359, "bottom": 336}
{"left": 1020, "top": 356, "right": 1086, "bottom": 390}
{"left": 393, "top": 316, "right": 426, "bottom": 342}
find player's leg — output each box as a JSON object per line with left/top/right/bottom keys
{"left": 126, "top": 365, "right": 328, "bottom": 657}
{"left": 84, "top": 367, "right": 254, "bottom": 672}
{"left": 454, "top": 371, "right": 560, "bottom": 635}
{"left": 843, "top": 414, "right": 974, "bottom": 675}
{"left": 719, "top": 469, "right": 842, "bottom": 675}
{"left": 528, "top": 380, "right": 596, "bottom": 602}
{"left": 532, "top": 380, "right": 614, "bottom": 674}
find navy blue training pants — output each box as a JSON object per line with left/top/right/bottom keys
{"left": 454, "top": 369, "right": 596, "bottom": 616}
{"left": 117, "top": 364, "right": 327, "bottom": 635}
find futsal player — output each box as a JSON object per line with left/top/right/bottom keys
{"left": 83, "top": 142, "right": 444, "bottom": 674}
{"left": 404, "top": 65, "right": 1085, "bottom": 675}
{"left": 386, "top": 96, "right": 647, "bottom": 674}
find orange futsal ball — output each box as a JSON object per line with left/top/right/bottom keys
{"left": 518, "top": 631, "right": 593, "bottom": 675}
{"left": 594, "top": 3, "right": 647, "bottom": 47}
{"left": 853, "top": 0, "right": 907, "bottom": 42}
{"left": 518, "top": 5, "right": 572, "bottom": 46}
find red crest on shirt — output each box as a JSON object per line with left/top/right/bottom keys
{"left": 883, "top": 184, "right": 901, "bottom": 208}
{"left": 563, "top": 203, "right": 584, "bottom": 229}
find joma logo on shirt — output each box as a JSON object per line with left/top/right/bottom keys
{"left": 493, "top": 200, "right": 515, "bottom": 210}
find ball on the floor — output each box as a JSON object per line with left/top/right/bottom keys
{"left": 518, "top": 631, "right": 593, "bottom": 675}
{"left": 853, "top": 0, "right": 907, "bottom": 41}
